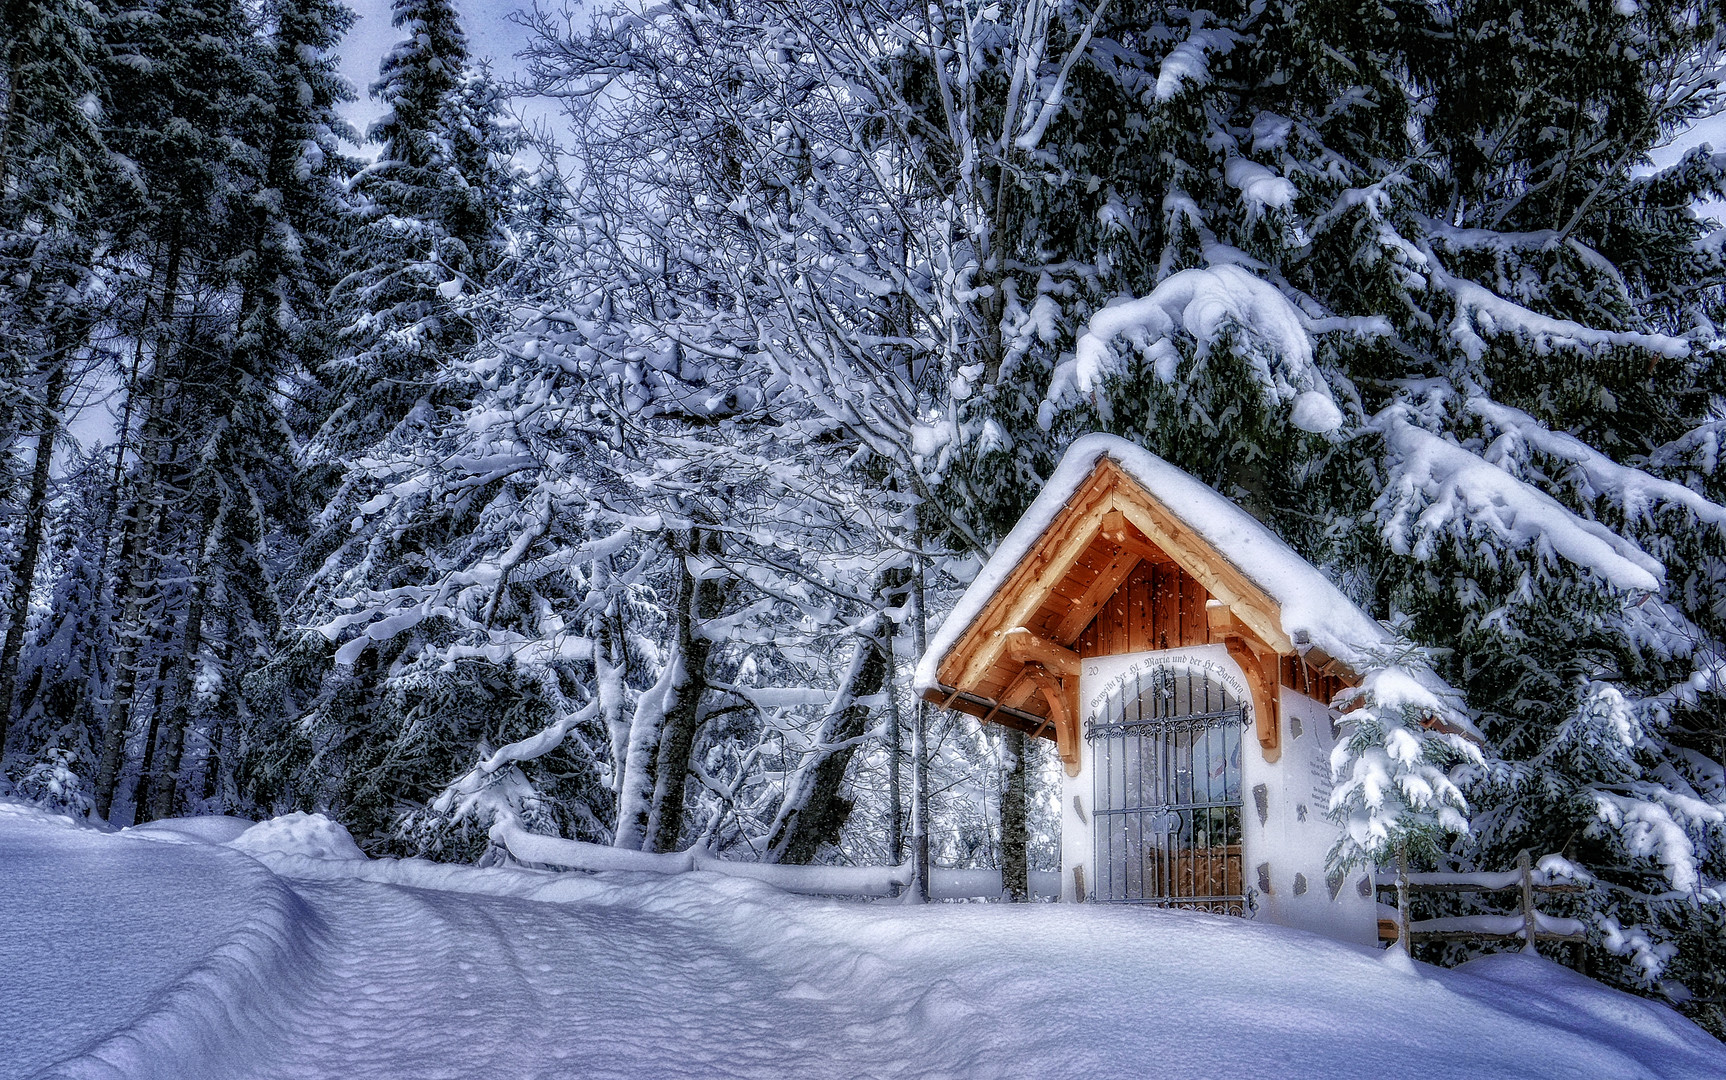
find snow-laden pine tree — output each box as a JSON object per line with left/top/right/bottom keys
{"left": 4, "top": 446, "right": 114, "bottom": 803}
{"left": 0, "top": 0, "right": 110, "bottom": 758}
{"left": 942, "top": 0, "right": 1726, "bottom": 1024}
{"left": 242, "top": 0, "right": 528, "bottom": 847}
{"left": 310, "top": 0, "right": 514, "bottom": 464}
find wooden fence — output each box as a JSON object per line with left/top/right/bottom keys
{"left": 1378, "top": 849, "right": 1588, "bottom": 954}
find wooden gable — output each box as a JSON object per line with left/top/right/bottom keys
{"left": 922, "top": 458, "right": 1352, "bottom": 775}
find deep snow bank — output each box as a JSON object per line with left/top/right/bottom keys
{"left": 2, "top": 806, "right": 1721, "bottom": 1080}
{"left": 0, "top": 806, "right": 329, "bottom": 1080}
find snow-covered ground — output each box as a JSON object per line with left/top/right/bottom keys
{"left": 2, "top": 804, "right": 1721, "bottom": 1080}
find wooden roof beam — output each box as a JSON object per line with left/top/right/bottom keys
{"left": 1002, "top": 628, "right": 1081, "bottom": 679}
{"left": 946, "top": 509, "right": 1109, "bottom": 691}
{"left": 979, "top": 668, "right": 1042, "bottom": 728}
{"left": 1097, "top": 509, "right": 1168, "bottom": 567}
{"left": 1053, "top": 542, "right": 1142, "bottom": 644}
{"left": 1022, "top": 664, "right": 1081, "bottom": 777}
{"left": 919, "top": 684, "right": 1055, "bottom": 735}
{"left": 1208, "top": 601, "right": 1282, "bottom": 763}
{"left": 1104, "top": 486, "right": 1293, "bottom": 655}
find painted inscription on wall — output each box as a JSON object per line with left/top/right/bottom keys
{"left": 1084, "top": 648, "right": 1252, "bottom": 719}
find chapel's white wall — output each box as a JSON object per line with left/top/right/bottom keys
{"left": 1238, "top": 686, "right": 1378, "bottom": 945}
{"left": 1064, "top": 646, "right": 1378, "bottom": 947}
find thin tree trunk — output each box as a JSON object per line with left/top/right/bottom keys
{"left": 147, "top": 574, "right": 206, "bottom": 821}
{"left": 613, "top": 647, "right": 673, "bottom": 851}
{"left": 0, "top": 33, "right": 21, "bottom": 193}
{"left": 887, "top": 623, "right": 904, "bottom": 868}
{"left": 201, "top": 710, "right": 224, "bottom": 803}
{"left": 1000, "top": 726, "right": 1029, "bottom": 901}
{"left": 129, "top": 644, "right": 176, "bottom": 824}
{"left": 910, "top": 551, "right": 931, "bottom": 902}
{"left": 763, "top": 610, "right": 890, "bottom": 864}
{"left": 0, "top": 353, "right": 71, "bottom": 751}
{"left": 200, "top": 669, "right": 237, "bottom": 806}
{"left": 646, "top": 531, "right": 718, "bottom": 853}
{"left": 595, "top": 557, "right": 630, "bottom": 804}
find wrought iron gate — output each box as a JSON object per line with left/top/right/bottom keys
{"left": 1088, "top": 665, "right": 1248, "bottom": 912}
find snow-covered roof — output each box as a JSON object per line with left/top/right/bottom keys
{"left": 914, "top": 434, "right": 1408, "bottom": 696}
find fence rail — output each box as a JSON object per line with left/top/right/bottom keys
{"left": 1378, "top": 848, "right": 1588, "bottom": 953}
{"left": 495, "top": 821, "right": 1060, "bottom": 899}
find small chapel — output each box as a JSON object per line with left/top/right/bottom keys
{"left": 914, "top": 433, "right": 1439, "bottom": 946}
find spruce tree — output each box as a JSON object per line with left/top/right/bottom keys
{"left": 0, "top": 0, "right": 108, "bottom": 757}
{"left": 85, "top": 0, "right": 279, "bottom": 819}
{"left": 252, "top": 0, "right": 528, "bottom": 843}
{"left": 310, "top": 0, "right": 513, "bottom": 462}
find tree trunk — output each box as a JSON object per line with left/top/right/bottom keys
{"left": 613, "top": 644, "right": 672, "bottom": 850}
{"left": 595, "top": 557, "right": 630, "bottom": 803}
{"left": 645, "top": 531, "right": 718, "bottom": 853}
{"left": 0, "top": 32, "right": 20, "bottom": 192}
{"left": 0, "top": 353, "right": 71, "bottom": 752}
{"left": 910, "top": 554, "right": 931, "bottom": 902}
{"left": 201, "top": 711, "right": 224, "bottom": 803}
{"left": 200, "top": 669, "right": 237, "bottom": 806}
{"left": 1000, "top": 727, "right": 1029, "bottom": 901}
{"left": 94, "top": 238, "right": 183, "bottom": 819}
{"left": 129, "top": 645, "right": 176, "bottom": 824}
{"left": 887, "top": 628, "right": 904, "bottom": 868}
{"left": 763, "top": 610, "right": 890, "bottom": 864}
{"left": 148, "top": 572, "right": 208, "bottom": 821}
{"left": 611, "top": 539, "right": 675, "bottom": 851}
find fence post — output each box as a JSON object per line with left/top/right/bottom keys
{"left": 1517, "top": 848, "right": 1537, "bottom": 956}
{"left": 1396, "top": 842, "right": 1411, "bottom": 955}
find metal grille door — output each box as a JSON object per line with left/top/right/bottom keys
{"left": 1088, "top": 666, "right": 1247, "bottom": 912}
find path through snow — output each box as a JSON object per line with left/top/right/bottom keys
{"left": 3, "top": 805, "right": 1722, "bottom": 1079}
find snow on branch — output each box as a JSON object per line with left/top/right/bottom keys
{"left": 1012, "top": 0, "right": 1111, "bottom": 153}
{"left": 1592, "top": 789, "right": 1721, "bottom": 896}
{"left": 434, "top": 700, "right": 604, "bottom": 816}
{"left": 1429, "top": 265, "right": 1690, "bottom": 364}
{"left": 1059, "top": 265, "right": 1344, "bottom": 433}
{"left": 1225, "top": 158, "right": 1296, "bottom": 218}
{"left": 1421, "top": 216, "right": 1633, "bottom": 306}
{"left": 1552, "top": 680, "right": 1726, "bottom": 898}
{"left": 1470, "top": 396, "right": 1726, "bottom": 530}
{"left": 1374, "top": 409, "right": 1665, "bottom": 592}
{"left": 1153, "top": 28, "right": 1238, "bottom": 101}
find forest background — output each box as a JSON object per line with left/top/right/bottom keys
{"left": 4, "top": 0, "right": 1726, "bottom": 1037}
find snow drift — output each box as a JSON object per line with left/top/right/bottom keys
{"left": 2, "top": 805, "right": 1721, "bottom": 1080}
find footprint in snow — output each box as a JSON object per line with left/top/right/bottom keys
{"left": 907, "top": 980, "right": 977, "bottom": 1030}
{"left": 781, "top": 979, "right": 827, "bottom": 1000}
